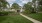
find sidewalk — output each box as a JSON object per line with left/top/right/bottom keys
{"left": 20, "top": 13, "right": 42, "bottom": 23}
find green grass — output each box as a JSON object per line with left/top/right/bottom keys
{"left": 0, "top": 14, "right": 33, "bottom": 23}
{"left": 26, "top": 13, "right": 42, "bottom": 22}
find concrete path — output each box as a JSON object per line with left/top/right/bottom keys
{"left": 20, "top": 13, "right": 42, "bottom": 23}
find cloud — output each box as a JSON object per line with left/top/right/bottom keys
{"left": 20, "top": 0, "right": 32, "bottom": 4}
{"left": 18, "top": 3, "right": 24, "bottom": 6}
{"left": 6, "top": 0, "right": 32, "bottom": 6}
{"left": 6, "top": 0, "right": 16, "bottom": 4}
{"left": 18, "top": 0, "right": 32, "bottom": 6}
{"left": 6, "top": 0, "right": 16, "bottom": 7}
{"left": 21, "top": 0, "right": 28, "bottom": 3}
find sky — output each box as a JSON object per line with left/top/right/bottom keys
{"left": 6, "top": 0, "right": 32, "bottom": 6}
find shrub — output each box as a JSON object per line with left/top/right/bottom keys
{"left": 31, "top": 8, "right": 36, "bottom": 13}
{"left": 23, "top": 10, "right": 31, "bottom": 15}
{"left": 0, "top": 11, "right": 9, "bottom": 16}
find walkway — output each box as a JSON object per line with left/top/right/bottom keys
{"left": 20, "top": 13, "right": 42, "bottom": 23}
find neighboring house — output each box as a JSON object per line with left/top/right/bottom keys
{"left": 20, "top": 8, "right": 24, "bottom": 12}
{"left": 19, "top": 6, "right": 25, "bottom": 12}
{"left": 3, "top": 8, "right": 15, "bottom": 12}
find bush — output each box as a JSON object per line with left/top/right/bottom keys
{"left": 0, "top": 11, "right": 9, "bottom": 16}
{"left": 23, "top": 10, "right": 31, "bottom": 15}
{"left": 38, "top": 6, "right": 42, "bottom": 11}
{"left": 31, "top": 8, "right": 36, "bottom": 13}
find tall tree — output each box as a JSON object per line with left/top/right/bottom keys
{"left": 23, "top": 2, "right": 32, "bottom": 13}
{"left": 23, "top": 2, "right": 32, "bottom": 10}
{"left": 38, "top": 0, "right": 42, "bottom": 11}
{"left": 32, "top": 0, "right": 42, "bottom": 12}
{"left": 12, "top": 3, "right": 19, "bottom": 10}
{"left": 32, "top": 0, "right": 36, "bottom": 3}
{"left": 0, "top": 0, "right": 9, "bottom": 11}
{"left": 39, "top": 0, "right": 42, "bottom": 5}
{"left": 0, "top": 0, "right": 9, "bottom": 8}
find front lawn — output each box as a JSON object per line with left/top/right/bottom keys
{"left": 0, "top": 13, "right": 33, "bottom": 23}
{"left": 26, "top": 13, "right": 42, "bottom": 22}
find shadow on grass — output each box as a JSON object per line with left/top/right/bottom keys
{"left": 0, "top": 16, "right": 8, "bottom": 22}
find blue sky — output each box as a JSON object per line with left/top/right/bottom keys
{"left": 6, "top": 0, "right": 32, "bottom": 6}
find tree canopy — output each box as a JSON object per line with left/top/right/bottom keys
{"left": 12, "top": 3, "right": 19, "bottom": 9}
{"left": 23, "top": 2, "right": 32, "bottom": 10}
{"left": 39, "top": 0, "right": 42, "bottom": 5}
{"left": 0, "top": 0, "right": 9, "bottom": 8}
